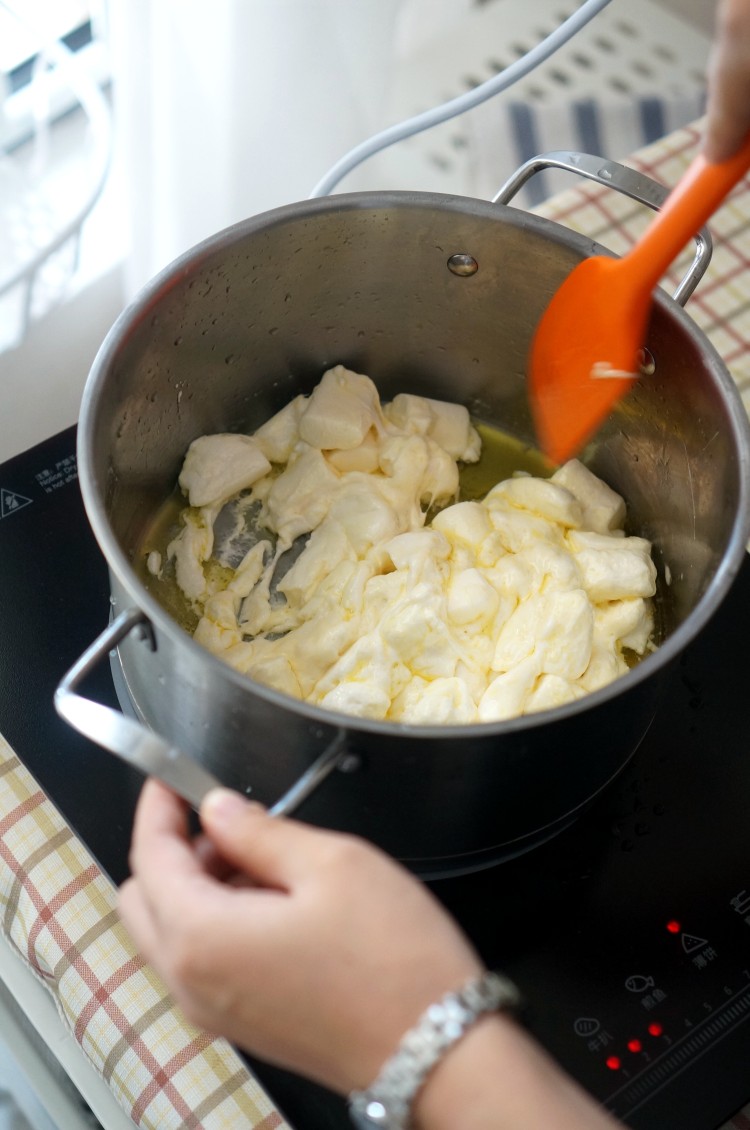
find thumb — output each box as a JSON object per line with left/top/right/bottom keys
{"left": 199, "top": 788, "right": 330, "bottom": 889}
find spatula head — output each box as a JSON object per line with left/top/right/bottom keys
{"left": 529, "top": 255, "right": 651, "bottom": 465}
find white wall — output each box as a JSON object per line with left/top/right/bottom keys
{"left": 0, "top": 265, "right": 124, "bottom": 459}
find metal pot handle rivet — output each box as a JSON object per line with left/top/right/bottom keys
{"left": 491, "top": 150, "right": 712, "bottom": 307}
{"left": 55, "top": 608, "right": 351, "bottom": 817}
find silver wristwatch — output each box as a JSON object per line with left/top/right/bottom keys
{"left": 348, "top": 970, "right": 521, "bottom": 1130}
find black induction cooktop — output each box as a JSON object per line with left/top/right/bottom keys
{"left": 1, "top": 426, "right": 749, "bottom": 1130}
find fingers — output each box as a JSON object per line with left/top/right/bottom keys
{"left": 130, "top": 778, "right": 193, "bottom": 869}
{"left": 118, "top": 876, "right": 161, "bottom": 964}
{"left": 121, "top": 782, "right": 254, "bottom": 1009}
{"left": 132, "top": 780, "right": 248, "bottom": 883}
{"left": 198, "top": 787, "right": 349, "bottom": 889}
{"left": 705, "top": 49, "right": 750, "bottom": 161}
{"left": 124, "top": 780, "right": 334, "bottom": 950}
{"left": 704, "top": 0, "right": 750, "bottom": 161}
{"left": 128, "top": 779, "right": 224, "bottom": 933}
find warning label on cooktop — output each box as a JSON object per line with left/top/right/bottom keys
{"left": 0, "top": 488, "right": 33, "bottom": 518}
{"left": 35, "top": 454, "right": 78, "bottom": 494}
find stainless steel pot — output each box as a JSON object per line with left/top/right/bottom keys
{"left": 57, "top": 153, "right": 750, "bottom": 876}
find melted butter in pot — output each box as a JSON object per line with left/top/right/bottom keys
{"left": 136, "top": 366, "right": 657, "bottom": 723}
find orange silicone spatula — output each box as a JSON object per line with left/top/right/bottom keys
{"left": 529, "top": 133, "right": 750, "bottom": 465}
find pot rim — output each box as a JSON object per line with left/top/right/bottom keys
{"left": 77, "top": 188, "right": 750, "bottom": 741}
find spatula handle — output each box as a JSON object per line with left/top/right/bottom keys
{"left": 625, "top": 133, "right": 750, "bottom": 292}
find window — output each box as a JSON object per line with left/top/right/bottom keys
{"left": 1, "top": 1, "right": 109, "bottom": 152}
{"left": 0, "top": 1, "right": 113, "bottom": 347}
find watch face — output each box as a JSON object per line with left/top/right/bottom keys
{"left": 349, "top": 1110, "right": 379, "bottom": 1130}
{"left": 348, "top": 1098, "right": 398, "bottom": 1129}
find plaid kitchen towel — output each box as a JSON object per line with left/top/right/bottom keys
{"left": 0, "top": 733, "right": 288, "bottom": 1130}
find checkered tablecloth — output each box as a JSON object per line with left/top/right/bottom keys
{"left": 1, "top": 118, "right": 750, "bottom": 1129}
{"left": 0, "top": 734, "right": 288, "bottom": 1129}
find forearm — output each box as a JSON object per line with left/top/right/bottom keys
{"left": 413, "top": 1013, "right": 621, "bottom": 1130}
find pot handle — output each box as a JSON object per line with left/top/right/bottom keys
{"left": 54, "top": 608, "right": 350, "bottom": 817}
{"left": 492, "top": 150, "right": 712, "bottom": 307}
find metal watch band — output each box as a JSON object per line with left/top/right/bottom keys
{"left": 348, "top": 970, "right": 522, "bottom": 1129}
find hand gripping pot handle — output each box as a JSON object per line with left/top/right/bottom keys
{"left": 492, "top": 150, "right": 713, "bottom": 307}
{"left": 55, "top": 609, "right": 349, "bottom": 815}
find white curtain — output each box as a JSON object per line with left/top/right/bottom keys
{"left": 105, "top": 0, "right": 710, "bottom": 298}
{"left": 108, "top": 0, "right": 405, "bottom": 296}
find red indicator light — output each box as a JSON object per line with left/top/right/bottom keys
{"left": 666, "top": 920, "right": 681, "bottom": 934}
{"left": 627, "top": 1039, "right": 643, "bottom": 1053}
{"left": 648, "top": 1022, "right": 663, "bottom": 1037}
{"left": 606, "top": 1056, "right": 622, "bottom": 1071}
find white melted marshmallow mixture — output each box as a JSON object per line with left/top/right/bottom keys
{"left": 145, "top": 365, "right": 657, "bottom": 724}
